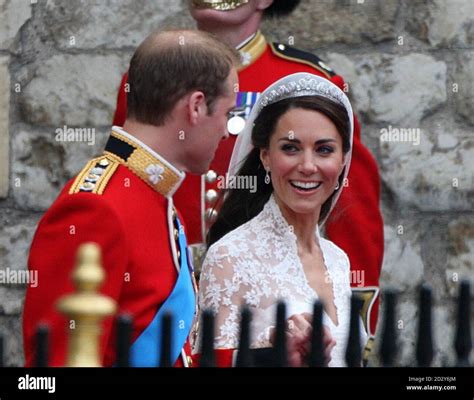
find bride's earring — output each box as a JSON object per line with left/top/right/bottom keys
{"left": 265, "top": 168, "right": 271, "bottom": 184}
{"left": 334, "top": 182, "right": 340, "bottom": 191}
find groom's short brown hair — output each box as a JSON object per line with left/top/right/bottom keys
{"left": 127, "top": 29, "right": 239, "bottom": 126}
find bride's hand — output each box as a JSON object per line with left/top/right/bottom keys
{"left": 287, "top": 314, "right": 336, "bottom": 367}
{"left": 270, "top": 313, "right": 336, "bottom": 366}
{"left": 285, "top": 313, "right": 312, "bottom": 367}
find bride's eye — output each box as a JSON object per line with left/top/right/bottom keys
{"left": 281, "top": 144, "right": 299, "bottom": 153}
{"left": 317, "top": 145, "right": 335, "bottom": 155}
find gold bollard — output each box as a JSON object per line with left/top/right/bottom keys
{"left": 57, "top": 243, "right": 117, "bottom": 367}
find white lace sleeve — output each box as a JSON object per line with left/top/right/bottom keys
{"left": 197, "top": 241, "right": 247, "bottom": 350}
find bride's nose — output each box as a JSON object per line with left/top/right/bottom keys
{"left": 297, "top": 152, "right": 318, "bottom": 174}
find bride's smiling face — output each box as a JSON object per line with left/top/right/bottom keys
{"left": 260, "top": 107, "right": 345, "bottom": 217}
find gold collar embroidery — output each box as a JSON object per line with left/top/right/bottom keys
{"left": 103, "top": 128, "right": 185, "bottom": 198}
{"left": 237, "top": 31, "right": 267, "bottom": 71}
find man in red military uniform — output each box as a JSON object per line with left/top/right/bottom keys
{"left": 23, "top": 29, "right": 239, "bottom": 367}
{"left": 113, "top": 0, "right": 384, "bottom": 362}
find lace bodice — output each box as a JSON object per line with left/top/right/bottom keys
{"left": 197, "top": 195, "right": 365, "bottom": 367}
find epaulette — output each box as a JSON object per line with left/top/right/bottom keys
{"left": 270, "top": 42, "right": 336, "bottom": 79}
{"left": 69, "top": 156, "right": 119, "bottom": 195}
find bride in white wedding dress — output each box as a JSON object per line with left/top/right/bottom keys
{"left": 196, "top": 73, "right": 366, "bottom": 367}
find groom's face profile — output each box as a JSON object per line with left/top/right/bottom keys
{"left": 184, "top": 67, "right": 239, "bottom": 174}
{"left": 260, "top": 107, "right": 345, "bottom": 217}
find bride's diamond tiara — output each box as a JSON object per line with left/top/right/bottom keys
{"left": 257, "top": 77, "right": 348, "bottom": 114}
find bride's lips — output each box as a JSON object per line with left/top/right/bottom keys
{"left": 289, "top": 180, "right": 322, "bottom": 195}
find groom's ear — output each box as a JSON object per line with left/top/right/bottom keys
{"left": 187, "top": 91, "right": 206, "bottom": 126}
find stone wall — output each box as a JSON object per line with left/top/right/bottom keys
{"left": 0, "top": 0, "right": 472, "bottom": 366}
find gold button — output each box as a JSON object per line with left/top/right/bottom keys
{"left": 205, "top": 170, "right": 217, "bottom": 183}
{"left": 205, "top": 189, "right": 218, "bottom": 204}
{"left": 174, "top": 228, "right": 179, "bottom": 240}
{"left": 205, "top": 208, "right": 218, "bottom": 222}
{"left": 177, "top": 250, "right": 181, "bottom": 260}
{"left": 99, "top": 158, "right": 109, "bottom": 167}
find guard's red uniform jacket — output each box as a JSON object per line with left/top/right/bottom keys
{"left": 113, "top": 32, "right": 384, "bottom": 362}
{"left": 23, "top": 128, "right": 196, "bottom": 367}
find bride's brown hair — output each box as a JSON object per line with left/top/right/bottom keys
{"left": 207, "top": 95, "right": 351, "bottom": 248}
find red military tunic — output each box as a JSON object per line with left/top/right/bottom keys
{"left": 113, "top": 32, "right": 383, "bottom": 358}
{"left": 23, "top": 128, "right": 195, "bottom": 367}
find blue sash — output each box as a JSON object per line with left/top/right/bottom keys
{"left": 129, "top": 217, "right": 195, "bottom": 367}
